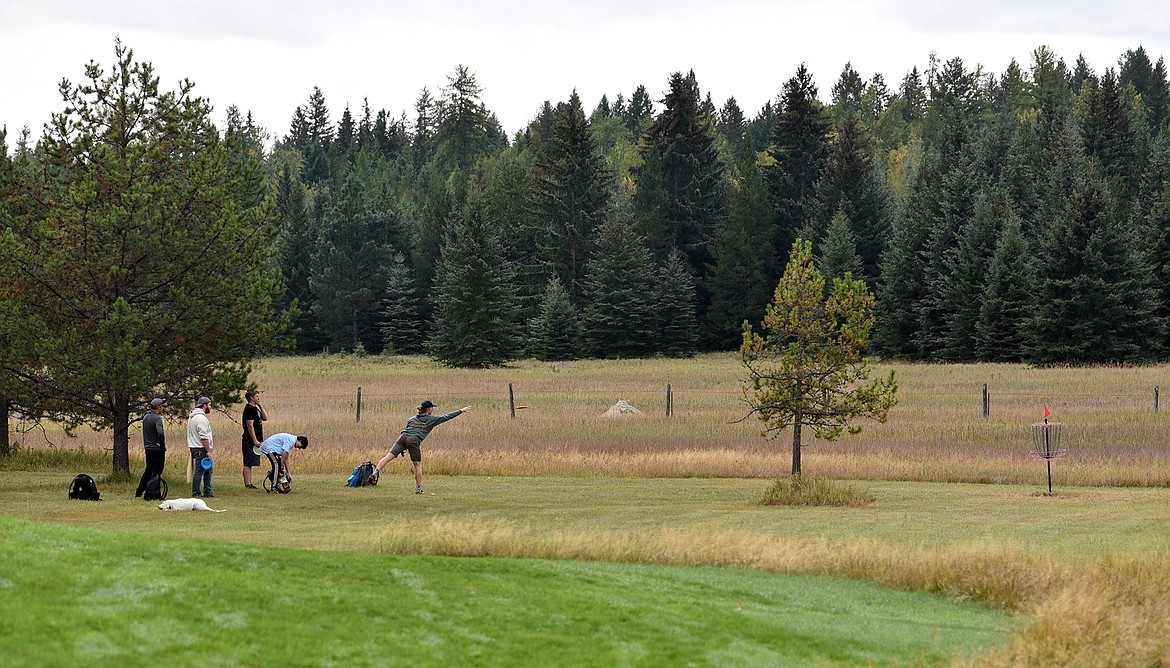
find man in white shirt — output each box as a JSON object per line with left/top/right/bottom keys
{"left": 258, "top": 432, "right": 308, "bottom": 493}
{"left": 187, "top": 396, "right": 215, "bottom": 497}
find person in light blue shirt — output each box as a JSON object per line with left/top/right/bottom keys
{"left": 259, "top": 432, "right": 308, "bottom": 491}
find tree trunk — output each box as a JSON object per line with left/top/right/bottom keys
{"left": 112, "top": 394, "right": 131, "bottom": 474}
{"left": 791, "top": 415, "right": 802, "bottom": 477}
{"left": 0, "top": 394, "right": 9, "bottom": 456}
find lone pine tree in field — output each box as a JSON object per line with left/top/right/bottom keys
{"left": 740, "top": 240, "right": 897, "bottom": 477}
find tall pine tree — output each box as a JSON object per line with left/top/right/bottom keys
{"left": 427, "top": 176, "right": 521, "bottom": 367}
{"left": 527, "top": 276, "right": 582, "bottom": 361}
{"left": 975, "top": 214, "right": 1034, "bottom": 362}
{"left": 528, "top": 91, "right": 611, "bottom": 306}
{"left": 1028, "top": 170, "right": 1164, "bottom": 364}
{"left": 707, "top": 140, "right": 778, "bottom": 349}
{"left": 581, "top": 217, "right": 660, "bottom": 358}
{"left": 766, "top": 64, "right": 832, "bottom": 278}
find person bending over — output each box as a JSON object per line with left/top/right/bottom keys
{"left": 258, "top": 432, "right": 308, "bottom": 491}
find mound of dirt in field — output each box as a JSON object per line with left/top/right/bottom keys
{"left": 601, "top": 400, "right": 642, "bottom": 418}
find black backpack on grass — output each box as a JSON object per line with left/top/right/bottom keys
{"left": 143, "top": 475, "right": 168, "bottom": 501}
{"left": 68, "top": 473, "right": 101, "bottom": 501}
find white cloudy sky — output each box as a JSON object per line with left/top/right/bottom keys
{"left": 2, "top": 1, "right": 1169, "bottom": 143}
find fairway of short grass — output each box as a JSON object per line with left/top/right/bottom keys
{"left": 5, "top": 470, "right": 1170, "bottom": 665}
{"left": 0, "top": 515, "right": 1015, "bottom": 668}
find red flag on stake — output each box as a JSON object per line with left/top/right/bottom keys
{"left": 1043, "top": 404, "right": 1051, "bottom": 418}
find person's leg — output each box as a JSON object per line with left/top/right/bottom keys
{"left": 375, "top": 438, "right": 407, "bottom": 473}
{"left": 191, "top": 449, "right": 203, "bottom": 496}
{"left": 265, "top": 452, "right": 281, "bottom": 490}
{"left": 135, "top": 455, "right": 152, "bottom": 496}
{"left": 152, "top": 449, "right": 166, "bottom": 479}
{"left": 413, "top": 461, "right": 423, "bottom": 493}
{"left": 203, "top": 458, "right": 213, "bottom": 497}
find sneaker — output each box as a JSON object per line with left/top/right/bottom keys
{"left": 415, "top": 485, "right": 424, "bottom": 495}
{"left": 204, "top": 491, "right": 214, "bottom": 498}
{"left": 192, "top": 492, "right": 201, "bottom": 498}
{"left": 245, "top": 484, "right": 258, "bottom": 489}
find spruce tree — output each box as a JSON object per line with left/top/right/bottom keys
{"left": 581, "top": 217, "right": 660, "bottom": 358}
{"left": 706, "top": 140, "right": 778, "bottom": 349}
{"left": 1028, "top": 170, "right": 1164, "bottom": 364}
{"left": 656, "top": 250, "right": 699, "bottom": 357}
{"left": 624, "top": 85, "right": 654, "bottom": 137}
{"left": 939, "top": 189, "right": 1009, "bottom": 361}
{"left": 1080, "top": 69, "right": 1141, "bottom": 209}
{"left": 810, "top": 115, "right": 891, "bottom": 283}
{"left": 309, "top": 175, "right": 394, "bottom": 353}
{"left": 432, "top": 65, "right": 493, "bottom": 175}
{"left": 528, "top": 91, "right": 611, "bottom": 306}
{"left": 412, "top": 88, "right": 436, "bottom": 173}
{"left": 482, "top": 148, "right": 543, "bottom": 323}
{"left": 818, "top": 209, "right": 863, "bottom": 287}
{"left": 830, "top": 62, "right": 865, "bottom": 124}
{"left": 639, "top": 72, "right": 725, "bottom": 272}
{"left": 976, "top": 214, "right": 1034, "bottom": 362}
{"left": 1138, "top": 134, "right": 1170, "bottom": 350}
{"left": 747, "top": 100, "right": 777, "bottom": 152}
{"left": 873, "top": 151, "right": 938, "bottom": 358}
{"left": 427, "top": 177, "right": 521, "bottom": 367}
{"left": 1120, "top": 47, "right": 1170, "bottom": 135}
{"left": 273, "top": 169, "right": 325, "bottom": 352}
{"left": 717, "top": 97, "right": 748, "bottom": 155}
{"left": 528, "top": 276, "right": 582, "bottom": 361}
{"left": 766, "top": 64, "right": 832, "bottom": 274}
{"left": 914, "top": 151, "right": 981, "bottom": 359}
{"left": 379, "top": 252, "right": 423, "bottom": 355}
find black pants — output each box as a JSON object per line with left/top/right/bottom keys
{"left": 135, "top": 448, "right": 166, "bottom": 496}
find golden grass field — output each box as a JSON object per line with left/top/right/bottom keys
{"left": 16, "top": 352, "right": 1170, "bottom": 487}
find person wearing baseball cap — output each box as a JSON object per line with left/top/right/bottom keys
{"left": 372, "top": 399, "right": 471, "bottom": 494}
{"left": 134, "top": 398, "right": 167, "bottom": 497}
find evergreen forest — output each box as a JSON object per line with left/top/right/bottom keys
{"left": 7, "top": 45, "right": 1170, "bottom": 367}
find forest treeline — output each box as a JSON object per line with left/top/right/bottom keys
{"left": 9, "top": 45, "right": 1170, "bottom": 367}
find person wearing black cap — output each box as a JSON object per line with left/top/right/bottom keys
{"left": 134, "top": 398, "right": 167, "bottom": 497}
{"left": 373, "top": 400, "right": 471, "bottom": 494}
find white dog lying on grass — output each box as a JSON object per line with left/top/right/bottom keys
{"left": 158, "top": 498, "right": 226, "bottom": 512}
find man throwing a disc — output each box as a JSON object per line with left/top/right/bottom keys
{"left": 373, "top": 400, "right": 471, "bottom": 494}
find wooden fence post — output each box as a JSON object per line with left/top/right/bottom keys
{"left": 1156, "top": 386, "right": 1160, "bottom": 414}
{"left": 509, "top": 383, "right": 516, "bottom": 419}
{"left": 356, "top": 387, "right": 362, "bottom": 423}
{"left": 982, "top": 383, "right": 989, "bottom": 419}
{"left": 666, "top": 384, "right": 672, "bottom": 417}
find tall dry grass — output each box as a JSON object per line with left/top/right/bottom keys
{"left": 10, "top": 354, "right": 1170, "bottom": 486}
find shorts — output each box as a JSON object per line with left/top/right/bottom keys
{"left": 242, "top": 439, "right": 261, "bottom": 467}
{"left": 390, "top": 434, "right": 422, "bottom": 462}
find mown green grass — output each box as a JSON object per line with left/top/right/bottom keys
{"left": 0, "top": 516, "right": 1014, "bottom": 668}
{"left": 5, "top": 471, "right": 1168, "bottom": 562}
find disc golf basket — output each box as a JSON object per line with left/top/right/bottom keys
{"left": 1031, "top": 419, "right": 1066, "bottom": 493}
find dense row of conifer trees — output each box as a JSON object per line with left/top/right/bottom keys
{"left": 223, "top": 47, "right": 1170, "bottom": 364}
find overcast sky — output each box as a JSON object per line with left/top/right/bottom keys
{"left": 3, "top": 1, "right": 1169, "bottom": 144}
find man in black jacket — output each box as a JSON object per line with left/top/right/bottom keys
{"left": 135, "top": 398, "right": 167, "bottom": 497}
